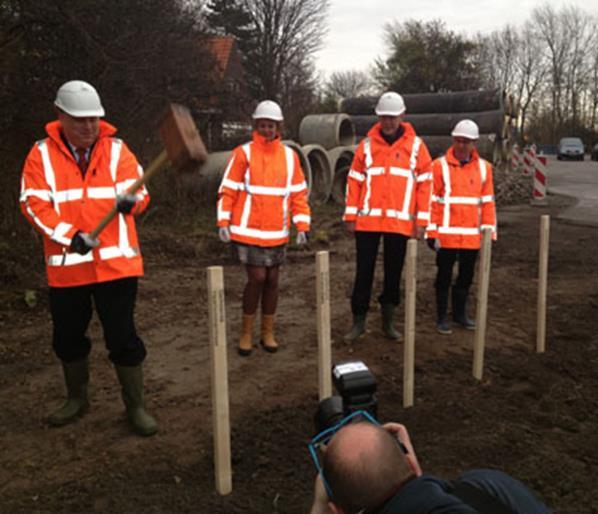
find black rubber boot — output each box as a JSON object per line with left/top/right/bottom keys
{"left": 49, "top": 358, "right": 90, "bottom": 426}
{"left": 436, "top": 288, "right": 452, "bottom": 335}
{"left": 343, "top": 313, "right": 367, "bottom": 342}
{"left": 381, "top": 304, "right": 402, "bottom": 341}
{"left": 452, "top": 288, "right": 475, "bottom": 330}
{"left": 115, "top": 365, "right": 158, "bottom": 437}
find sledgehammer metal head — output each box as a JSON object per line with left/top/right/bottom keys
{"left": 159, "top": 103, "right": 207, "bottom": 173}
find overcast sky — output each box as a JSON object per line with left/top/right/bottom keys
{"left": 315, "top": 0, "right": 598, "bottom": 78}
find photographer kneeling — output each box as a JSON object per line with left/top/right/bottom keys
{"left": 310, "top": 421, "right": 552, "bottom": 514}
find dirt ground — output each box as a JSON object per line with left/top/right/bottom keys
{"left": 1, "top": 194, "right": 597, "bottom": 514}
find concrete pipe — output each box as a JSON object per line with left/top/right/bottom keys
{"left": 302, "top": 144, "right": 333, "bottom": 205}
{"left": 298, "top": 113, "right": 355, "bottom": 150}
{"left": 182, "top": 150, "right": 232, "bottom": 201}
{"left": 327, "top": 146, "right": 355, "bottom": 205}
{"left": 341, "top": 89, "right": 504, "bottom": 116}
{"left": 282, "top": 140, "right": 313, "bottom": 199}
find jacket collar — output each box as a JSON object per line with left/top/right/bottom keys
{"left": 45, "top": 120, "right": 117, "bottom": 157}
{"left": 252, "top": 131, "right": 281, "bottom": 150}
{"left": 367, "top": 121, "right": 416, "bottom": 144}
{"left": 446, "top": 145, "right": 480, "bottom": 166}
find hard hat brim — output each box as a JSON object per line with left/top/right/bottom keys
{"left": 375, "top": 108, "right": 406, "bottom": 117}
{"left": 451, "top": 130, "right": 479, "bottom": 140}
{"left": 55, "top": 100, "right": 105, "bottom": 118}
{"left": 252, "top": 114, "right": 283, "bottom": 121}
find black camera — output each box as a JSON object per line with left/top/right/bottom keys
{"left": 314, "top": 360, "right": 378, "bottom": 434}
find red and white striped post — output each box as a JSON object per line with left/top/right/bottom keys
{"left": 511, "top": 144, "right": 523, "bottom": 172}
{"left": 523, "top": 145, "right": 536, "bottom": 176}
{"left": 531, "top": 155, "right": 548, "bottom": 205}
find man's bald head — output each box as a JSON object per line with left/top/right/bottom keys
{"left": 323, "top": 423, "right": 414, "bottom": 513}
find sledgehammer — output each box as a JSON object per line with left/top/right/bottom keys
{"left": 90, "top": 103, "right": 207, "bottom": 239}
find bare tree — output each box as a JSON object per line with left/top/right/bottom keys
{"left": 324, "top": 70, "right": 375, "bottom": 101}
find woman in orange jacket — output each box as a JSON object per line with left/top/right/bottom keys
{"left": 426, "top": 120, "right": 497, "bottom": 334}
{"left": 217, "top": 100, "right": 311, "bottom": 356}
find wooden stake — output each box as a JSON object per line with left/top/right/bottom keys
{"left": 403, "top": 239, "right": 417, "bottom": 408}
{"left": 316, "top": 251, "right": 332, "bottom": 400}
{"left": 473, "top": 228, "right": 493, "bottom": 380}
{"left": 206, "top": 266, "right": 232, "bottom": 495}
{"left": 537, "top": 215, "right": 550, "bottom": 353}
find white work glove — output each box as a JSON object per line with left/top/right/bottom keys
{"left": 296, "top": 231, "right": 309, "bottom": 246}
{"left": 218, "top": 226, "right": 231, "bottom": 243}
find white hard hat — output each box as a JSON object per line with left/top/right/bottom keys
{"left": 252, "top": 100, "right": 283, "bottom": 121}
{"left": 54, "top": 80, "right": 105, "bottom": 117}
{"left": 451, "top": 119, "right": 479, "bottom": 140}
{"left": 375, "top": 92, "right": 406, "bottom": 116}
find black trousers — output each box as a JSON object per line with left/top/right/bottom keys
{"left": 435, "top": 248, "right": 479, "bottom": 292}
{"left": 351, "top": 231, "right": 408, "bottom": 315}
{"left": 49, "top": 277, "right": 146, "bottom": 366}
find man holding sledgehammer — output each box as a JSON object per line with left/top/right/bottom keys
{"left": 343, "top": 92, "right": 433, "bottom": 342}
{"left": 425, "top": 119, "right": 497, "bottom": 335}
{"left": 19, "top": 80, "right": 157, "bottom": 436}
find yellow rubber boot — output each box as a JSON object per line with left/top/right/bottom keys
{"left": 260, "top": 314, "right": 278, "bottom": 353}
{"left": 238, "top": 314, "right": 255, "bottom": 356}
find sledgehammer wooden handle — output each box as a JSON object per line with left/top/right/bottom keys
{"left": 89, "top": 103, "right": 207, "bottom": 240}
{"left": 89, "top": 150, "right": 168, "bottom": 239}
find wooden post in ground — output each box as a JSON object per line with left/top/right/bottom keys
{"left": 473, "top": 229, "right": 493, "bottom": 380}
{"left": 316, "top": 251, "right": 332, "bottom": 400}
{"left": 537, "top": 215, "right": 550, "bottom": 353}
{"left": 206, "top": 266, "right": 232, "bottom": 495}
{"left": 403, "top": 239, "right": 417, "bottom": 408}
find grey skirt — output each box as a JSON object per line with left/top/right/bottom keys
{"left": 233, "top": 243, "right": 286, "bottom": 267}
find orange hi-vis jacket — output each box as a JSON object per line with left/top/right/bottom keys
{"left": 343, "top": 122, "right": 432, "bottom": 235}
{"left": 426, "top": 146, "right": 497, "bottom": 249}
{"left": 216, "top": 132, "right": 311, "bottom": 247}
{"left": 20, "top": 120, "right": 149, "bottom": 287}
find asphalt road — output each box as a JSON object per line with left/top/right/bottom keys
{"left": 545, "top": 154, "right": 598, "bottom": 226}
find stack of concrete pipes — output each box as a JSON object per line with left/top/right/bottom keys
{"left": 341, "top": 89, "right": 517, "bottom": 164}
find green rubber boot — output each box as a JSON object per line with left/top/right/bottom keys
{"left": 381, "top": 304, "right": 402, "bottom": 341}
{"left": 343, "top": 313, "right": 367, "bottom": 342}
{"left": 48, "top": 358, "right": 89, "bottom": 426}
{"left": 115, "top": 364, "right": 158, "bottom": 437}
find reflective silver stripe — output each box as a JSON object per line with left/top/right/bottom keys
{"left": 440, "top": 157, "right": 451, "bottom": 229}
{"left": 20, "top": 188, "right": 53, "bottom": 202}
{"left": 247, "top": 184, "right": 288, "bottom": 196}
{"left": 218, "top": 154, "right": 237, "bottom": 194}
{"left": 219, "top": 211, "right": 231, "bottom": 221}
{"left": 448, "top": 196, "right": 481, "bottom": 205}
{"left": 54, "top": 188, "right": 84, "bottom": 203}
{"left": 289, "top": 181, "right": 307, "bottom": 193}
{"left": 438, "top": 226, "right": 480, "bottom": 235}
{"left": 87, "top": 187, "right": 115, "bottom": 199}
{"left": 417, "top": 212, "right": 430, "bottom": 221}
{"left": 431, "top": 194, "right": 444, "bottom": 204}
{"left": 47, "top": 252, "right": 94, "bottom": 266}
{"left": 220, "top": 178, "right": 245, "bottom": 191}
{"left": 115, "top": 178, "right": 137, "bottom": 195}
{"left": 345, "top": 206, "right": 358, "bottom": 215}
{"left": 348, "top": 169, "right": 365, "bottom": 182}
{"left": 389, "top": 167, "right": 411, "bottom": 177}
{"left": 37, "top": 140, "right": 59, "bottom": 214}
{"left": 364, "top": 138, "right": 372, "bottom": 168}
{"left": 230, "top": 225, "right": 289, "bottom": 240}
{"left": 283, "top": 146, "right": 294, "bottom": 228}
{"left": 481, "top": 195, "right": 495, "bottom": 203}
{"left": 293, "top": 214, "right": 310, "bottom": 224}
{"left": 109, "top": 139, "right": 122, "bottom": 182}
{"left": 427, "top": 223, "right": 438, "bottom": 231}
{"left": 401, "top": 137, "right": 421, "bottom": 219}
{"left": 240, "top": 192, "right": 252, "bottom": 228}
{"left": 50, "top": 221, "right": 73, "bottom": 246}
{"left": 365, "top": 167, "right": 384, "bottom": 176}
{"left": 99, "top": 245, "right": 139, "bottom": 260}
{"left": 135, "top": 165, "right": 148, "bottom": 199}
{"left": 241, "top": 143, "right": 251, "bottom": 162}
{"left": 479, "top": 159, "right": 487, "bottom": 184}
{"left": 239, "top": 144, "right": 253, "bottom": 229}
{"left": 417, "top": 171, "right": 432, "bottom": 182}
{"left": 361, "top": 209, "right": 412, "bottom": 221}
